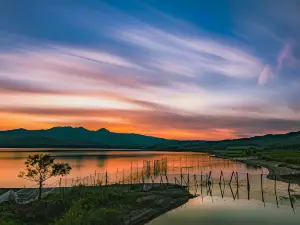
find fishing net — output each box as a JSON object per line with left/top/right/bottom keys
{"left": 0, "top": 180, "right": 59, "bottom": 204}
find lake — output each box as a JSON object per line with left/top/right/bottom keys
{"left": 0, "top": 148, "right": 266, "bottom": 188}
{"left": 147, "top": 196, "right": 300, "bottom": 225}
{"left": 1, "top": 148, "right": 299, "bottom": 224}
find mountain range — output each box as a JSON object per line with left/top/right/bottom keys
{"left": 0, "top": 127, "right": 168, "bottom": 148}
{"left": 0, "top": 127, "right": 300, "bottom": 150}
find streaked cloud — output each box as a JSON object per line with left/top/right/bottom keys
{"left": 117, "top": 26, "right": 263, "bottom": 78}
{"left": 0, "top": 0, "right": 300, "bottom": 139}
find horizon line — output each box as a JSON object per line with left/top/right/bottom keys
{"left": 1, "top": 126, "right": 299, "bottom": 142}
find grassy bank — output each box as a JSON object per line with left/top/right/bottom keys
{"left": 0, "top": 184, "right": 191, "bottom": 225}
{"left": 212, "top": 149, "right": 300, "bottom": 184}
{"left": 213, "top": 149, "right": 300, "bottom": 165}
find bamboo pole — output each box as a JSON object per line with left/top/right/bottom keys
{"left": 59, "top": 178, "right": 62, "bottom": 199}
{"left": 137, "top": 161, "right": 139, "bottom": 184}
{"left": 274, "top": 174, "right": 277, "bottom": 191}
{"left": 180, "top": 167, "right": 183, "bottom": 186}
{"left": 247, "top": 173, "right": 250, "bottom": 200}
{"left": 274, "top": 174, "right": 279, "bottom": 207}
{"left": 288, "top": 188, "right": 295, "bottom": 213}
{"left": 105, "top": 171, "right": 108, "bottom": 186}
{"left": 229, "top": 183, "right": 235, "bottom": 201}
{"left": 261, "top": 173, "right": 265, "bottom": 206}
{"left": 219, "top": 171, "right": 223, "bottom": 185}
{"left": 123, "top": 169, "right": 125, "bottom": 185}
{"left": 187, "top": 169, "right": 190, "bottom": 187}
{"left": 116, "top": 168, "right": 119, "bottom": 184}
{"left": 131, "top": 162, "right": 133, "bottom": 188}
{"left": 229, "top": 171, "right": 234, "bottom": 185}
{"left": 200, "top": 171, "right": 203, "bottom": 186}
{"left": 288, "top": 173, "right": 291, "bottom": 191}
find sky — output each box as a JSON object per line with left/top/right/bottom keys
{"left": 0, "top": 0, "right": 300, "bottom": 140}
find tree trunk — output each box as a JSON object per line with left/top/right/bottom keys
{"left": 38, "top": 181, "right": 42, "bottom": 200}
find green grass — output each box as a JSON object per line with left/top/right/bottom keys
{"left": 0, "top": 184, "right": 186, "bottom": 225}
{"left": 214, "top": 149, "right": 300, "bottom": 165}
{"left": 0, "top": 186, "right": 145, "bottom": 225}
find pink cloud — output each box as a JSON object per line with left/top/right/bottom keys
{"left": 276, "top": 43, "right": 291, "bottom": 73}
{"left": 258, "top": 43, "right": 292, "bottom": 85}
{"left": 258, "top": 65, "right": 273, "bottom": 85}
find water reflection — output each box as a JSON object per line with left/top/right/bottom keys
{"left": 147, "top": 196, "right": 300, "bottom": 225}
{"left": 1, "top": 149, "right": 265, "bottom": 188}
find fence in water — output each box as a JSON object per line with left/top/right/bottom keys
{"left": 1, "top": 156, "right": 300, "bottom": 209}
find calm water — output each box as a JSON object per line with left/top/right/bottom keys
{"left": 147, "top": 197, "right": 300, "bottom": 225}
{"left": 1, "top": 148, "right": 299, "bottom": 224}
{"left": 0, "top": 148, "right": 265, "bottom": 188}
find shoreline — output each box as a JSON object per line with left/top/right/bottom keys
{"left": 215, "top": 155, "right": 300, "bottom": 184}
{"left": 124, "top": 184, "right": 194, "bottom": 225}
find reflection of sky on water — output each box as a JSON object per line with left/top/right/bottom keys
{"left": 97, "top": 157, "right": 105, "bottom": 168}
{"left": 0, "top": 149, "right": 267, "bottom": 188}
{"left": 147, "top": 196, "right": 300, "bottom": 225}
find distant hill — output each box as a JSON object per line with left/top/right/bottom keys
{"left": 0, "top": 127, "right": 171, "bottom": 148}
{"left": 149, "top": 131, "right": 300, "bottom": 150}
{"left": 1, "top": 127, "right": 300, "bottom": 150}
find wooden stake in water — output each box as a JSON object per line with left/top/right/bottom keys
{"left": 200, "top": 171, "right": 203, "bottom": 186}
{"left": 180, "top": 167, "right": 183, "bottom": 186}
{"left": 137, "top": 161, "right": 139, "bottom": 184}
{"left": 261, "top": 173, "right": 265, "bottom": 206}
{"left": 123, "top": 169, "right": 125, "bottom": 185}
{"left": 274, "top": 174, "right": 279, "bottom": 207}
{"left": 187, "top": 168, "right": 190, "bottom": 187}
{"left": 116, "top": 168, "right": 119, "bottom": 184}
{"left": 186, "top": 156, "right": 188, "bottom": 168}
{"left": 173, "top": 159, "right": 175, "bottom": 171}
{"left": 165, "top": 174, "right": 169, "bottom": 187}
{"left": 59, "top": 178, "right": 62, "bottom": 198}
{"left": 208, "top": 170, "right": 212, "bottom": 187}
{"left": 219, "top": 171, "right": 223, "bottom": 185}
{"left": 288, "top": 173, "right": 291, "bottom": 191}
{"left": 247, "top": 173, "right": 250, "bottom": 200}
{"left": 105, "top": 171, "right": 108, "bottom": 186}
{"left": 180, "top": 157, "right": 182, "bottom": 168}
{"left": 160, "top": 174, "right": 163, "bottom": 186}
{"left": 229, "top": 171, "right": 234, "bottom": 185}
{"left": 274, "top": 174, "right": 277, "bottom": 190}
{"left": 131, "top": 162, "right": 133, "bottom": 187}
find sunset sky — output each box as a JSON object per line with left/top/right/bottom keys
{"left": 0, "top": 0, "right": 300, "bottom": 140}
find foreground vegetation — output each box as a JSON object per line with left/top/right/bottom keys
{"left": 0, "top": 184, "right": 191, "bottom": 225}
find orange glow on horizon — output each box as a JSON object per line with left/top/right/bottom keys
{"left": 0, "top": 112, "right": 239, "bottom": 140}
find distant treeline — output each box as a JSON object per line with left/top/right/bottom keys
{"left": 149, "top": 131, "right": 300, "bottom": 151}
